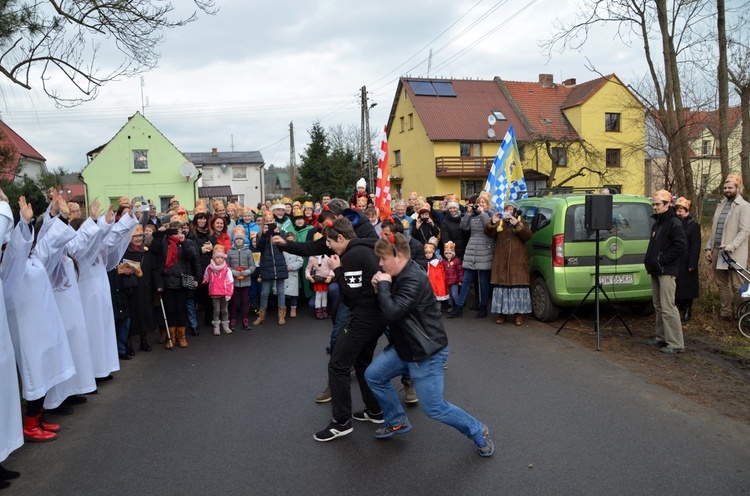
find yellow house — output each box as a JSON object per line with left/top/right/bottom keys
{"left": 386, "top": 74, "right": 646, "bottom": 200}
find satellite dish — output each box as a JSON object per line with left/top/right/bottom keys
{"left": 487, "top": 128, "right": 496, "bottom": 139}
{"left": 488, "top": 114, "right": 497, "bottom": 126}
{"left": 179, "top": 162, "right": 197, "bottom": 181}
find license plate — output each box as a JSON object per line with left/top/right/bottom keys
{"left": 599, "top": 274, "right": 633, "bottom": 285}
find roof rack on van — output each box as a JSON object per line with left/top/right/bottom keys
{"left": 530, "top": 187, "right": 619, "bottom": 197}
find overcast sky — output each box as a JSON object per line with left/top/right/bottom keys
{"left": 0, "top": 0, "right": 650, "bottom": 174}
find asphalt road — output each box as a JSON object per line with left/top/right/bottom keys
{"left": 5, "top": 309, "right": 750, "bottom": 495}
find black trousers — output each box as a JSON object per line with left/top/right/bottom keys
{"left": 163, "top": 288, "right": 189, "bottom": 327}
{"left": 329, "top": 312, "right": 386, "bottom": 423}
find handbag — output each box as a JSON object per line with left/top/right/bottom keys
{"left": 180, "top": 269, "right": 198, "bottom": 290}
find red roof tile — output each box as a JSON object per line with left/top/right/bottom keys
{"left": 389, "top": 78, "right": 527, "bottom": 143}
{"left": 0, "top": 120, "right": 46, "bottom": 162}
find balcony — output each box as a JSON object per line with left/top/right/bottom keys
{"left": 435, "top": 156, "right": 494, "bottom": 177}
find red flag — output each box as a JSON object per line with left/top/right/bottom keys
{"left": 375, "top": 125, "right": 391, "bottom": 221}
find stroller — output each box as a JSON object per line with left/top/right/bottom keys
{"left": 721, "top": 251, "right": 750, "bottom": 339}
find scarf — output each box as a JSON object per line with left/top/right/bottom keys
{"left": 166, "top": 235, "right": 180, "bottom": 270}
{"left": 209, "top": 259, "right": 227, "bottom": 273}
{"left": 128, "top": 242, "right": 144, "bottom": 253}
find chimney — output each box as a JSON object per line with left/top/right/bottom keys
{"left": 539, "top": 74, "right": 554, "bottom": 88}
{"left": 562, "top": 78, "right": 577, "bottom": 86}
{"left": 211, "top": 147, "right": 218, "bottom": 156}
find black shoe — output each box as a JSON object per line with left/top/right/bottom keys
{"left": 446, "top": 306, "right": 463, "bottom": 318}
{"left": 191, "top": 326, "right": 200, "bottom": 336}
{"left": 0, "top": 464, "right": 20, "bottom": 480}
{"left": 313, "top": 419, "right": 353, "bottom": 442}
{"left": 125, "top": 343, "right": 135, "bottom": 357}
{"left": 475, "top": 307, "right": 487, "bottom": 319}
{"left": 96, "top": 375, "right": 113, "bottom": 383}
{"left": 63, "top": 395, "right": 87, "bottom": 405}
{"left": 139, "top": 340, "right": 152, "bottom": 352}
{"left": 682, "top": 308, "right": 691, "bottom": 321}
{"left": 47, "top": 404, "right": 74, "bottom": 415}
{"left": 469, "top": 301, "right": 481, "bottom": 310}
{"left": 119, "top": 353, "right": 131, "bottom": 360}
{"left": 352, "top": 409, "right": 385, "bottom": 424}
{"left": 0, "top": 479, "right": 10, "bottom": 489}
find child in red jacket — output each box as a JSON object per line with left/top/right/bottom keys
{"left": 203, "top": 245, "right": 234, "bottom": 335}
{"left": 441, "top": 241, "right": 464, "bottom": 312}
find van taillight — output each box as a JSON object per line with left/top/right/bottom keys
{"left": 552, "top": 234, "right": 564, "bottom": 267}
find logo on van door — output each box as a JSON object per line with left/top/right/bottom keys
{"left": 610, "top": 243, "right": 619, "bottom": 253}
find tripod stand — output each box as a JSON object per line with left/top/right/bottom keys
{"left": 555, "top": 228, "right": 632, "bottom": 351}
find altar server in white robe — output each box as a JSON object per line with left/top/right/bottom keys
{"left": 41, "top": 194, "right": 100, "bottom": 412}
{"left": 0, "top": 192, "right": 23, "bottom": 486}
{"left": 3, "top": 196, "right": 76, "bottom": 442}
{"left": 76, "top": 202, "right": 137, "bottom": 379}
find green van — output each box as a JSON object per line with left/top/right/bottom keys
{"left": 515, "top": 194, "right": 654, "bottom": 322}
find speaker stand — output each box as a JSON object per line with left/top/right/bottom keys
{"left": 555, "top": 229, "right": 633, "bottom": 351}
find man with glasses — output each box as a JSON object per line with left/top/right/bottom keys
{"left": 705, "top": 174, "right": 750, "bottom": 320}
{"left": 644, "top": 190, "right": 687, "bottom": 354}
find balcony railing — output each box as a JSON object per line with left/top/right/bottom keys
{"left": 435, "top": 156, "right": 494, "bottom": 177}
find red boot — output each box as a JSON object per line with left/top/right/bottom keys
{"left": 23, "top": 415, "right": 57, "bottom": 442}
{"left": 39, "top": 410, "right": 60, "bottom": 432}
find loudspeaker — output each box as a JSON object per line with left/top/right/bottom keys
{"left": 585, "top": 195, "right": 613, "bottom": 230}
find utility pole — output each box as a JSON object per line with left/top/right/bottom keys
{"left": 289, "top": 121, "right": 300, "bottom": 197}
{"left": 360, "top": 86, "right": 375, "bottom": 191}
{"left": 140, "top": 76, "right": 146, "bottom": 115}
{"left": 427, "top": 49, "right": 433, "bottom": 78}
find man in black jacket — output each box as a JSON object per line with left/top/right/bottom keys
{"left": 312, "top": 217, "right": 387, "bottom": 442}
{"left": 364, "top": 233, "right": 495, "bottom": 457}
{"left": 644, "top": 190, "right": 687, "bottom": 354}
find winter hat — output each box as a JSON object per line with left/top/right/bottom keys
{"left": 446, "top": 201, "right": 460, "bottom": 209}
{"left": 652, "top": 190, "right": 672, "bottom": 204}
{"left": 271, "top": 200, "right": 286, "bottom": 211}
{"left": 356, "top": 177, "right": 366, "bottom": 189}
{"left": 444, "top": 241, "right": 456, "bottom": 254}
{"left": 675, "top": 197, "right": 691, "bottom": 211}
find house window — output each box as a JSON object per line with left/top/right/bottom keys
{"left": 606, "top": 149, "right": 621, "bottom": 167}
{"left": 400, "top": 116, "right": 405, "bottom": 132}
{"left": 408, "top": 113, "right": 414, "bottom": 130}
{"left": 492, "top": 110, "right": 507, "bottom": 121}
{"left": 394, "top": 150, "right": 402, "bottom": 166}
{"left": 133, "top": 150, "right": 149, "bottom": 171}
{"left": 701, "top": 140, "right": 712, "bottom": 156}
{"left": 202, "top": 167, "right": 213, "bottom": 181}
{"left": 461, "top": 180, "right": 484, "bottom": 199}
{"left": 232, "top": 167, "right": 247, "bottom": 180}
{"left": 551, "top": 147, "right": 567, "bottom": 167}
{"left": 159, "top": 197, "right": 172, "bottom": 213}
{"left": 460, "top": 143, "right": 471, "bottom": 157}
{"left": 605, "top": 113, "right": 621, "bottom": 132}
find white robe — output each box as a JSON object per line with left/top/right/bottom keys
{"left": 3, "top": 218, "right": 76, "bottom": 401}
{"left": 0, "top": 202, "right": 22, "bottom": 463}
{"left": 76, "top": 214, "right": 137, "bottom": 377}
{"left": 43, "top": 217, "right": 101, "bottom": 409}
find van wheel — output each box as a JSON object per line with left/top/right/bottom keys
{"left": 531, "top": 277, "right": 559, "bottom": 322}
{"left": 629, "top": 302, "right": 654, "bottom": 316}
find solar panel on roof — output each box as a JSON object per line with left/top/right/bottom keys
{"left": 409, "top": 80, "right": 436, "bottom": 96}
{"left": 433, "top": 81, "right": 456, "bottom": 97}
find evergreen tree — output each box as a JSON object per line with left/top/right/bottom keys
{"left": 298, "top": 122, "right": 332, "bottom": 200}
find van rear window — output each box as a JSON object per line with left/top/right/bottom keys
{"left": 565, "top": 203, "right": 652, "bottom": 241}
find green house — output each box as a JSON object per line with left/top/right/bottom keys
{"left": 80, "top": 112, "right": 198, "bottom": 213}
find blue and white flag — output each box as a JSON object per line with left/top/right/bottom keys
{"left": 484, "top": 125, "right": 527, "bottom": 211}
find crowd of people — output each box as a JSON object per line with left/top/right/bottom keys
{"left": 4, "top": 174, "right": 746, "bottom": 483}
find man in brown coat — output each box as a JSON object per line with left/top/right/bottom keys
{"left": 706, "top": 174, "right": 750, "bottom": 319}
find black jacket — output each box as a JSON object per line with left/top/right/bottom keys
{"left": 676, "top": 214, "right": 701, "bottom": 300}
{"left": 256, "top": 228, "right": 288, "bottom": 281}
{"left": 440, "top": 212, "right": 468, "bottom": 260}
{"left": 411, "top": 217, "right": 440, "bottom": 246}
{"left": 334, "top": 237, "right": 381, "bottom": 317}
{"left": 151, "top": 229, "right": 202, "bottom": 289}
{"left": 376, "top": 259, "right": 448, "bottom": 362}
{"left": 644, "top": 207, "right": 687, "bottom": 277}
{"left": 409, "top": 238, "right": 429, "bottom": 271}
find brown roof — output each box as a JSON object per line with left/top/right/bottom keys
{"left": 391, "top": 74, "right": 632, "bottom": 144}
{"left": 389, "top": 78, "right": 526, "bottom": 143}
{"left": 198, "top": 185, "right": 233, "bottom": 198}
{"left": 682, "top": 106, "right": 744, "bottom": 141}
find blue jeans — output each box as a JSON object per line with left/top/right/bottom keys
{"left": 260, "top": 280, "right": 285, "bottom": 308}
{"left": 330, "top": 302, "right": 350, "bottom": 352}
{"left": 365, "top": 346, "right": 485, "bottom": 444}
{"left": 455, "top": 269, "right": 490, "bottom": 309}
{"left": 115, "top": 317, "right": 131, "bottom": 355}
{"left": 186, "top": 297, "right": 198, "bottom": 329}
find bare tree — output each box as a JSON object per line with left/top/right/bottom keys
{"left": 0, "top": 0, "right": 216, "bottom": 106}
{"left": 543, "top": 0, "right": 721, "bottom": 199}
{"left": 728, "top": 16, "right": 750, "bottom": 192}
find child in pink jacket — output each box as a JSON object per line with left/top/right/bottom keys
{"left": 203, "top": 245, "right": 234, "bottom": 335}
